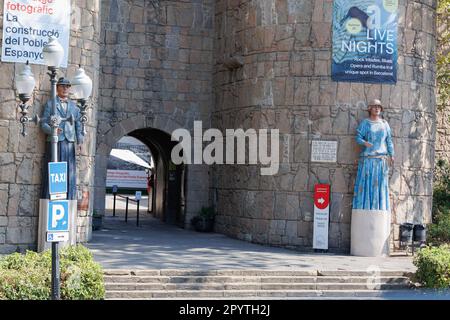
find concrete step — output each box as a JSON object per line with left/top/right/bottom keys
{"left": 105, "top": 289, "right": 413, "bottom": 299}
{"left": 103, "top": 269, "right": 414, "bottom": 299}
{"left": 103, "top": 269, "right": 412, "bottom": 277}
{"left": 315, "top": 276, "right": 410, "bottom": 284}
{"left": 105, "top": 282, "right": 411, "bottom": 291}
{"left": 104, "top": 275, "right": 411, "bottom": 285}
{"left": 104, "top": 275, "right": 315, "bottom": 284}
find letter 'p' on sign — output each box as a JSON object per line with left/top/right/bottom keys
{"left": 47, "top": 201, "right": 69, "bottom": 232}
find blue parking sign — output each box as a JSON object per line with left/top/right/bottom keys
{"left": 48, "top": 162, "right": 68, "bottom": 195}
{"left": 47, "top": 201, "right": 69, "bottom": 232}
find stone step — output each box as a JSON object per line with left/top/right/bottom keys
{"left": 103, "top": 269, "right": 411, "bottom": 277}
{"left": 105, "top": 282, "right": 410, "bottom": 291}
{"left": 104, "top": 275, "right": 411, "bottom": 285}
{"left": 104, "top": 275, "right": 315, "bottom": 284}
{"left": 105, "top": 289, "right": 413, "bottom": 299}
{"left": 315, "top": 276, "right": 410, "bottom": 284}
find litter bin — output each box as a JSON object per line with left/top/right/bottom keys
{"left": 400, "top": 223, "right": 414, "bottom": 243}
{"left": 413, "top": 224, "right": 426, "bottom": 242}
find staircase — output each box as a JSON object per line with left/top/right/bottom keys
{"left": 103, "top": 269, "right": 414, "bottom": 299}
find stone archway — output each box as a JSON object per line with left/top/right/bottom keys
{"left": 91, "top": 114, "right": 207, "bottom": 241}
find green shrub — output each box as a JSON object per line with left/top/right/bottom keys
{"left": 428, "top": 214, "right": 450, "bottom": 245}
{"left": 428, "top": 159, "right": 450, "bottom": 245}
{"left": 0, "top": 245, "right": 104, "bottom": 300}
{"left": 413, "top": 245, "right": 450, "bottom": 288}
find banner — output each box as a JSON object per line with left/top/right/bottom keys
{"left": 106, "top": 170, "right": 148, "bottom": 189}
{"left": 331, "top": 0, "right": 398, "bottom": 84}
{"left": 1, "top": 0, "right": 70, "bottom": 67}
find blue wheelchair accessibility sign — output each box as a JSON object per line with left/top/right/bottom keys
{"left": 48, "top": 162, "right": 68, "bottom": 195}
{"left": 47, "top": 200, "right": 69, "bottom": 232}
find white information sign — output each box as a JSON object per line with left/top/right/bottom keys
{"left": 106, "top": 170, "right": 148, "bottom": 189}
{"left": 2, "top": 0, "right": 71, "bottom": 67}
{"left": 46, "top": 231, "right": 69, "bottom": 242}
{"left": 313, "top": 184, "right": 330, "bottom": 250}
{"left": 311, "top": 140, "right": 338, "bottom": 163}
{"left": 135, "top": 191, "right": 142, "bottom": 201}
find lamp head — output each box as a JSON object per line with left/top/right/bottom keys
{"left": 42, "top": 36, "right": 64, "bottom": 68}
{"left": 71, "top": 67, "right": 92, "bottom": 100}
{"left": 15, "top": 61, "right": 35, "bottom": 102}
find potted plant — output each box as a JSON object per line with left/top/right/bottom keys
{"left": 191, "top": 206, "right": 215, "bottom": 232}
{"left": 92, "top": 210, "right": 103, "bottom": 231}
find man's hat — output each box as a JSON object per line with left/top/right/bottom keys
{"left": 368, "top": 98, "right": 383, "bottom": 111}
{"left": 56, "top": 77, "right": 71, "bottom": 86}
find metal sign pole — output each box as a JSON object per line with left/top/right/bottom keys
{"left": 48, "top": 66, "right": 60, "bottom": 300}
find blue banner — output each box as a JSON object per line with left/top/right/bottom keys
{"left": 332, "top": 0, "right": 398, "bottom": 84}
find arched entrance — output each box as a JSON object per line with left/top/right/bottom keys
{"left": 128, "top": 128, "right": 185, "bottom": 227}
{"left": 92, "top": 115, "right": 203, "bottom": 238}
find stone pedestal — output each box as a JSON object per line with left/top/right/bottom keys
{"left": 37, "top": 199, "right": 77, "bottom": 252}
{"left": 350, "top": 209, "right": 391, "bottom": 257}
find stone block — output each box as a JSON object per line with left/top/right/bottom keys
{"left": 286, "top": 220, "right": 298, "bottom": 238}
{"left": 310, "top": 107, "right": 332, "bottom": 135}
{"left": 255, "top": 191, "right": 274, "bottom": 220}
{"left": 274, "top": 192, "right": 287, "bottom": 219}
{"left": 269, "top": 220, "right": 286, "bottom": 236}
{"left": 6, "top": 227, "right": 33, "bottom": 244}
{"left": 311, "top": 23, "right": 331, "bottom": 48}
{"left": 300, "top": 192, "right": 314, "bottom": 222}
{"left": 0, "top": 153, "right": 15, "bottom": 183}
{"left": 0, "top": 216, "right": 7, "bottom": 226}
{"left": 0, "top": 127, "right": 8, "bottom": 152}
{"left": 292, "top": 163, "right": 309, "bottom": 191}
{"left": 286, "top": 193, "right": 300, "bottom": 220}
{"left": 330, "top": 105, "right": 349, "bottom": 135}
{"left": 297, "top": 221, "right": 312, "bottom": 238}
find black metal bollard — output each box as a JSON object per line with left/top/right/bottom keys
{"left": 136, "top": 200, "right": 140, "bottom": 227}
{"left": 113, "top": 193, "right": 116, "bottom": 217}
{"left": 125, "top": 197, "right": 129, "bottom": 223}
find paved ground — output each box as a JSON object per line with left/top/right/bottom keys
{"left": 87, "top": 213, "right": 415, "bottom": 271}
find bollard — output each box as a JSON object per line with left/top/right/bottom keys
{"left": 113, "top": 193, "right": 116, "bottom": 217}
{"left": 125, "top": 197, "right": 129, "bottom": 223}
{"left": 137, "top": 200, "right": 140, "bottom": 227}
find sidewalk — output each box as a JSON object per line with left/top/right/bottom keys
{"left": 87, "top": 214, "right": 415, "bottom": 272}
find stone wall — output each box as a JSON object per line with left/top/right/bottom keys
{"left": 0, "top": 0, "right": 101, "bottom": 253}
{"left": 212, "top": 0, "right": 437, "bottom": 252}
{"left": 0, "top": 0, "right": 441, "bottom": 254}
{"left": 93, "top": 0, "right": 214, "bottom": 226}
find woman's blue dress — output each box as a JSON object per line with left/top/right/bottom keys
{"left": 352, "top": 118, "right": 394, "bottom": 212}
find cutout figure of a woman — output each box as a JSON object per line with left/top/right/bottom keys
{"left": 350, "top": 99, "right": 394, "bottom": 257}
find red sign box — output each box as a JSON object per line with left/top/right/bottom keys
{"left": 314, "top": 184, "right": 330, "bottom": 210}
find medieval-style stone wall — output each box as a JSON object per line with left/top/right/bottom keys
{"left": 0, "top": 0, "right": 101, "bottom": 253}
{"left": 212, "top": 0, "right": 437, "bottom": 252}
{"left": 94, "top": 0, "right": 214, "bottom": 225}
{"left": 0, "top": 0, "right": 441, "bottom": 254}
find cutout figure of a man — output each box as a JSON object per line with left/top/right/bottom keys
{"left": 40, "top": 77, "right": 84, "bottom": 200}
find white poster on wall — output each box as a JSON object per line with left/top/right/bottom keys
{"left": 1, "top": 0, "right": 71, "bottom": 67}
{"left": 106, "top": 170, "right": 148, "bottom": 189}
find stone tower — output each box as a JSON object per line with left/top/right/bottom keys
{"left": 0, "top": 0, "right": 438, "bottom": 254}
{"left": 212, "top": 0, "right": 437, "bottom": 252}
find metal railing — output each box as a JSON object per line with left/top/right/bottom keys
{"left": 112, "top": 192, "right": 141, "bottom": 227}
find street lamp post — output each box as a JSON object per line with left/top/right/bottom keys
{"left": 42, "top": 35, "right": 65, "bottom": 301}
{"left": 14, "top": 36, "right": 92, "bottom": 300}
